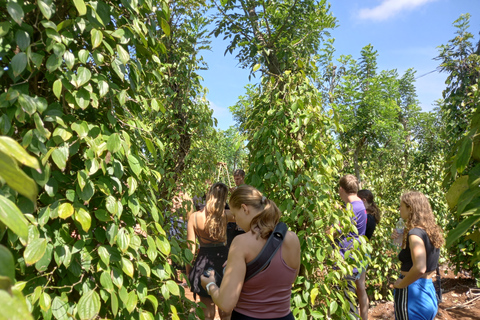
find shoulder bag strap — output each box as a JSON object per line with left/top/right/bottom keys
{"left": 244, "top": 222, "right": 288, "bottom": 282}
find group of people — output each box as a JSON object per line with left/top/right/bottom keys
{"left": 184, "top": 171, "right": 443, "bottom": 320}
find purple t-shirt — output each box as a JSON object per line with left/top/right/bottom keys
{"left": 338, "top": 201, "right": 367, "bottom": 270}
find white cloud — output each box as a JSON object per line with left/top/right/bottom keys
{"left": 358, "top": 0, "right": 437, "bottom": 21}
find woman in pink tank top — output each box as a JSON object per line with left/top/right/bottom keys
{"left": 200, "top": 185, "right": 301, "bottom": 320}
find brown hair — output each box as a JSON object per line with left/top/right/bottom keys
{"left": 204, "top": 182, "right": 228, "bottom": 241}
{"left": 401, "top": 191, "right": 444, "bottom": 249}
{"left": 229, "top": 185, "right": 281, "bottom": 239}
{"left": 233, "top": 169, "right": 245, "bottom": 177}
{"left": 357, "top": 189, "right": 381, "bottom": 223}
{"left": 339, "top": 174, "right": 359, "bottom": 194}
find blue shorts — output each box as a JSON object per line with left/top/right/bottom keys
{"left": 394, "top": 277, "right": 438, "bottom": 320}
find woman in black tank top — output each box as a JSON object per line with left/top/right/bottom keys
{"left": 393, "top": 191, "right": 444, "bottom": 320}
{"left": 186, "top": 182, "right": 233, "bottom": 320}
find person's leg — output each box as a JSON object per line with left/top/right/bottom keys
{"left": 355, "top": 271, "right": 368, "bottom": 319}
{"left": 394, "top": 287, "right": 408, "bottom": 320}
{"left": 344, "top": 274, "right": 359, "bottom": 319}
{"left": 199, "top": 296, "right": 216, "bottom": 320}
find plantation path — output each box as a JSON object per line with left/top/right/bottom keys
{"left": 182, "top": 264, "right": 479, "bottom": 319}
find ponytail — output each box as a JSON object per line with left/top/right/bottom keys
{"left": 229, "top": 185, "right": 282, "bottom": 239}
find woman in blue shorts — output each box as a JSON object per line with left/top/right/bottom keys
{"left": 393, "top": 191, "right": 444, "bottom": 320}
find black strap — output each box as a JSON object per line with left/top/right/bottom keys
{"left": 244, "top": 222, "right": 288, "bottom": 282}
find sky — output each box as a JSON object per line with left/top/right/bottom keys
{"left": 198, "top": 0, "right": 480, "bottom": 131}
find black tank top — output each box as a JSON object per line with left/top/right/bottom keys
{"left": 398, "top": 228, "right": 439, "bottom": 272}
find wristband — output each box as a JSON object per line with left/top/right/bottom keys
{"left": 206, "top": 282, "right": 216, "bottom": 295}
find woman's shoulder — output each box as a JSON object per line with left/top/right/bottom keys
{"left": 284, "top": 230, "right": 300, "bottom": 249}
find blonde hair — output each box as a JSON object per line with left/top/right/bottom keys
{"left": 229, "top": 185, "right": 281, "bottom": 239}
{"left": 401, "top": 191, "right": 444, "bottom": 249}
{"left": 204, "top": 182, "right": 228, "bottom": 241}
{"left": 339, "top": 174, "right": 359, "bottom": 194}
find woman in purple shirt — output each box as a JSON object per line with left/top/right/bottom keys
{"left": 200, "top": 185, "right": 301, "bottom": 320}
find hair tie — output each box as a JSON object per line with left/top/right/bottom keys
{"left": 262, "top": 196, "right": 266, "bottom": 204}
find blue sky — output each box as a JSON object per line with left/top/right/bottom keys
{"left": 199, "top": 0, "right": 480, "bottom": 131}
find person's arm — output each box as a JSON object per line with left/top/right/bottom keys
{"left": 200, "top": 236, "right": 246, "bottom": 313}
{"left": 393, "top": 234, "right": 427, "bottom": 288}
{"left": 185, "top": 212, "right": 197, "bottom": 277}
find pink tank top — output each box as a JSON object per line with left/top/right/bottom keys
{"left": 234, "top": 247, "right": 297, "bottom": 318}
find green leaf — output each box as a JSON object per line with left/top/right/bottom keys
{"left": 33, "top": 113, "right": 51, "bottom": 139}
{"left": 11, "top": 52, "right": 27, "bottom": 77}
{"left": 53, "top": 79, "right": 62, "bottom": 99}
{"left": 126, "top": 291, "right": 137, "bottom": 314}
{"left": 446, "top": 176, "right": 469, "bottom": 209}
{"left": 156, "top": 235, "right": 171, "bottom": 256}
{"left": 0, "top": 244, "right": 15, "bottom": 283}
{"left": 128, "top": 154, "right": 142, "bottom": 177}
{"left": 91, "top": 29, "right": 103, "bottom": 49}
{"left": 166, "top": 280, "right": 179, "bottom": 296}
{"left": 52, "top": 127, "right": 73, "bottom": 143}
{"left": 75, "top": 89, "right": 90, "bottom": 110}
{"left": 160, "top": 17, "right": 170, "bottom": 36}
{"left": 117, "top": 44, "right": 129, "bottom": 64}
{"left": 73, "top": 0, "right": 87, "bottom": 16}
{"left": 35, "top": 243, "right": 53, "bottom": 272}
{"left": 127, "top": 176, "right": 137, "bottom": 196}
{"left": 75, "top": 206, "right": 91, "bottom": 232}
{"left": 75, "top": 66, "right": 91, "bottom": 88}
{"left": 0, "top": 195, "right": 29, "bottom": 240}
{"left": 98, "top": 246, "right": 110, "bottom": 265}
{"left": 117, "top": 228, "right": 130, "bottom": 252}
{"left": 7, "top": 2, "right": 24, "bottom": 25}
{"left": 77, "top": 290, "right": 101, "bottom": 320}
{"left": 78, "top": 49, "right": 89, "bottom": 64}
{"left": 106, "top": 196, "right": 118, "bottom": 215}
{"left": 39, "top": 292, "right": 51, "bottom": 311}
{"left": 456, "top": 137, "right": 473, "bottom": 174}
{"left": 100, "top": 271, "right": 114, "bottom": 292}
{"left": 64, "top": 51, "right": 74, "bottom": 69}
{"left": 140, "top": 311, "right": 154, "bottom": 320}
{"left": 38, "top": 0, "right": 55, "bottom": 20}
{"left": 138, "top": 261, "right": 151, "bottom": 277}
{"left": 446, "top": 214, "right": 480, "bottom": 247}
{"left": 58, "top": 202, "right": 74, "bottom": 219}
{"left": 0, "top": 136, "right": 40, "bottom": 170}
{"left": 0, "top": 22, "right": 10, "bottom": 37}
{"left": 46, "top": 54, "right": 62, "bottom": 72}
{"left": 24, "top": 238, "right": 47, "bottom": 265}
{"left": 107, "top": 133, "right": 122, "bottom": 153}
{"left": 112, "top": 267, "right": 123, "bottom": 288}
{"left": 111, "top": 291, "right": 118, "bottom": 316}
{"left": 146, "top": 295, "right": 158, "bottom": 314}
{"left": 51, "top": 297, "right": 68, "bottom": 320}
{"left": 52, "top": 146, "right": 68, "bottom": 170}
{"left": 121, "top": 257, "right": 134, "bottom": 278}
{"left": 98, "top": 80, "right": 109, "bottom": 98}
{"left": 15, "top": 30, "right": 30, "bottom": 51}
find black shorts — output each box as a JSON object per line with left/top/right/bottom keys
{"left": 232, "top": 310, "right": 294, "bottom": 320}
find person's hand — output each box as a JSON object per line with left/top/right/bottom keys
{"left": 393, "top": 278, "right": 403, "bottom": 289}
{"left": 391, "top": 230, "right": 401, "bottom": 239}
{"left": 200, "top": 269, "right": 216, "bottom": 290}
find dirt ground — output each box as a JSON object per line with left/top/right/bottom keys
{"left": 368, "top": 264, "right": 480, "bottom": 320}
{"left": 183, "top": 264, "right": 480, "bottom": 319}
